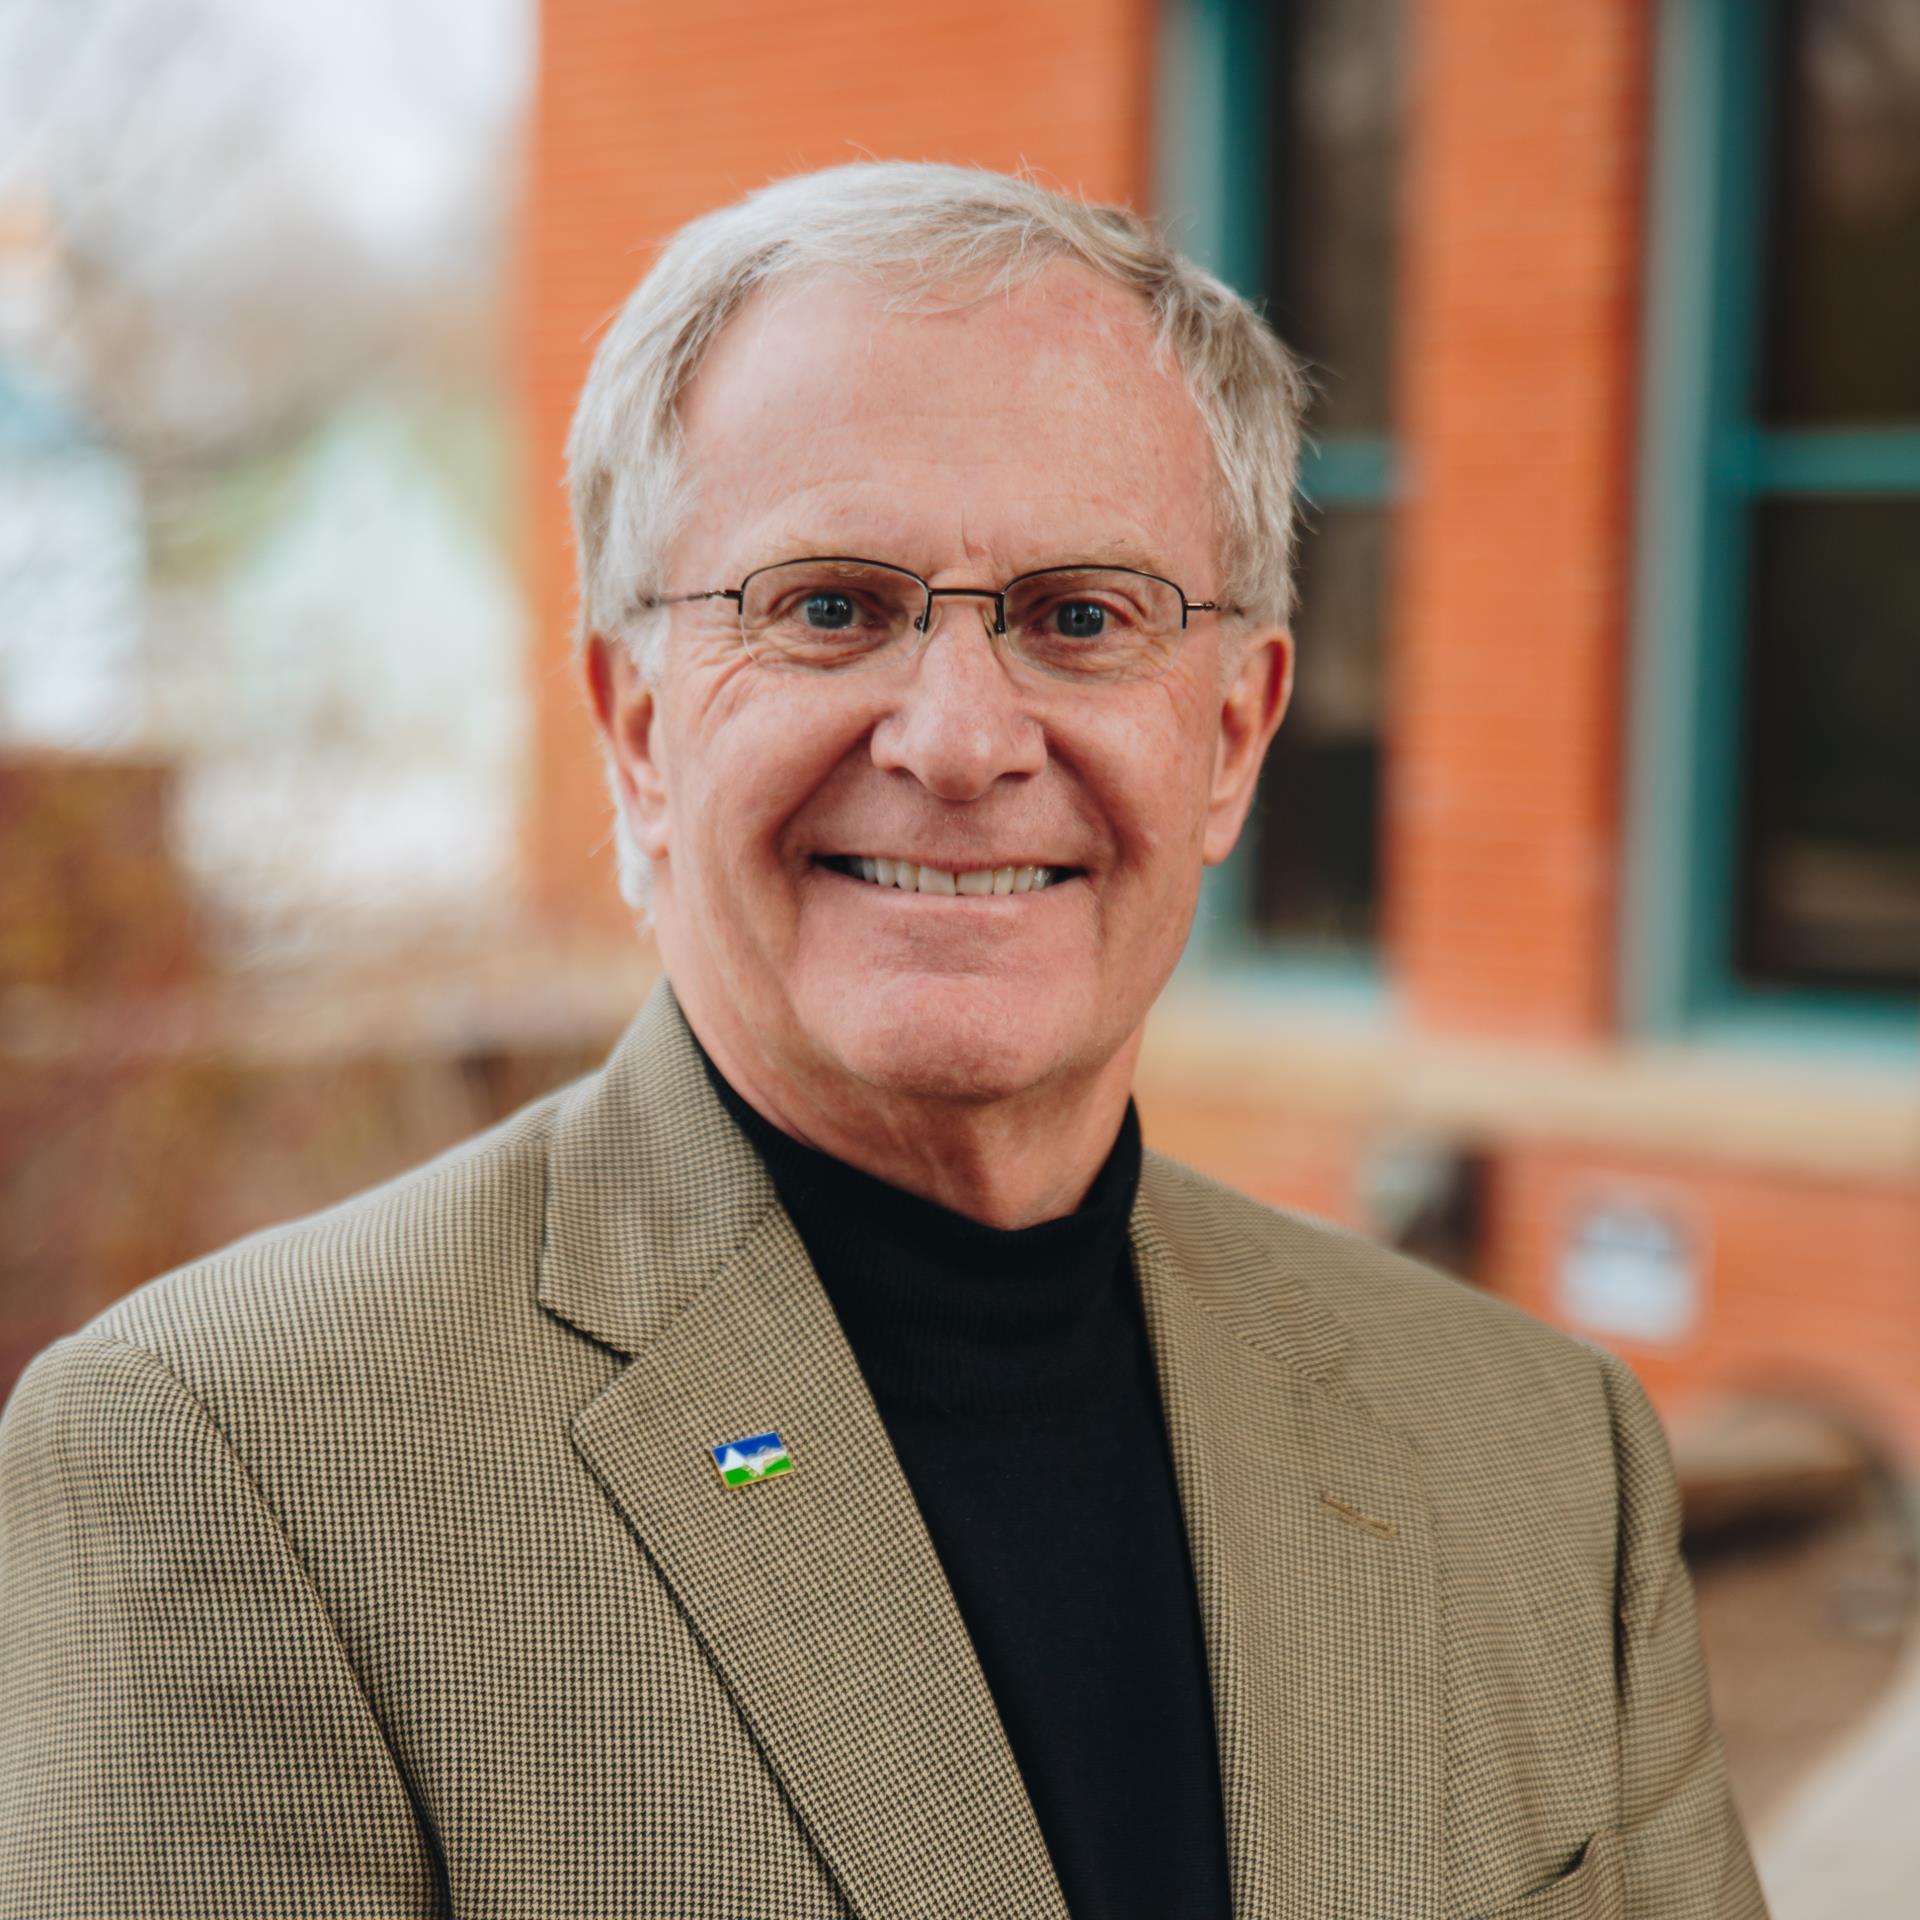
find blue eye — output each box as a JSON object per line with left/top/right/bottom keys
{"left": 803, "top": 591, "right": 857, "bottom": 630}
{"left": 1053, "top": 600, "right": 1108, "bottom": 639}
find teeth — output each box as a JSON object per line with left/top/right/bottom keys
{"left": 836, "top": 858, "right": 1069, "bottom": 893}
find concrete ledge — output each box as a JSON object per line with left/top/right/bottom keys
{"left": 1138, "top": 989, "right": 1920, "bottom": 1185}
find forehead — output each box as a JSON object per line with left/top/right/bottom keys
{"left": 672, "top": 260, "right": 1221, "bottom": 581}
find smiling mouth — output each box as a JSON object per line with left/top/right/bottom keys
{"left": 816, "top": 855, "right": 1078, "bottom": 896}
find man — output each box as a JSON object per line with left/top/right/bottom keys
{"left": 0, "top": 164, "right": 1764, "bottom": 1918}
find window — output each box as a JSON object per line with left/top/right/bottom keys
{"left": 1739, "top": 0, "right": 1920, "bottom": 997}
{"left": 1627, "top": 0, "right": 1920, "bottom": 1041}
{"left": 1156, "top": 0, "right": 1405, "bottom": 970}
{"left": 1245, "top": 0, "right": 1403, "bottom": 954}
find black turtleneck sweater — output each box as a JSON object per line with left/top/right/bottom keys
{"left": 701, "top": 1051, "right": 1233, "bottom": 1920}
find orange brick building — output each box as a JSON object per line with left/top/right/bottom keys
{"left": 522, "top": 0, "right": 1920, "bottom": 1458}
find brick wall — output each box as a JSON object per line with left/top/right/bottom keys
{"left": 1390, "top": 0, "right": 1650, "bottom": 1040}
{"left": 1486, "top": 1143, "right": 1920, "bottom": 1462}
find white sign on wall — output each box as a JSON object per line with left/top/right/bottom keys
{"left": 1558, "top": 1198, "right": 1702, "bottom": 1346}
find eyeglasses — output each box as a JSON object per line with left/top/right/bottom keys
{"left": 636, "top": 556, "right": 1238, "bottom": 684}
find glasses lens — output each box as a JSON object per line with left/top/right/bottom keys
{"left": 738, "top": 560, "right": 923, "bottom": 669}
{"left": 1002, "top": 568, "right": 1185, "bottom": 681}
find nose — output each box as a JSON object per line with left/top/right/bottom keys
{"left": 868, "top": 602, "right": 1047, "bottom": 801}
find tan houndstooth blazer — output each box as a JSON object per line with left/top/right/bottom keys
{"left": 0, "top": 982, "right": 1765, "bottom": 1918}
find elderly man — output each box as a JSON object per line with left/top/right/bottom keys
{"left": 0, "top": 165, "right": 1763, "bottom": 1919}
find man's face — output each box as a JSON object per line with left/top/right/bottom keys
{"left": 591, "top": 261, "right": 1290, "bottom": 1117}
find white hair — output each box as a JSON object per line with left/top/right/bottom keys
{"left": 565, "top": 160, "right": 1311, "bottom": 910}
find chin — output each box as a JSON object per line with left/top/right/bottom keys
{"left": 811, "top": 971, "right": 1092, "bottom": 1106}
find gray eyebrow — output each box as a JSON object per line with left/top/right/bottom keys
{"left": 738, "top": 547, "right": 1181, "bottom": 583}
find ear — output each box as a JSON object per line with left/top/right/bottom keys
{"left": 1202, "top": 629, "right": 1293, "bottom": 866}
{"left": 586, "top": 631, "right": 671, "bottom": 861}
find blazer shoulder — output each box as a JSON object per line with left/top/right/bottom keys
{"left": 62, "top": 1077, "right": 578, "bottom": 1397}
{"left": 1140, "top": 1148, "right": 1618, "bottom": 1454}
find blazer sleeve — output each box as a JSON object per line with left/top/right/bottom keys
{"left": 0, "top": 1333, "right": 444, "bottom": 1919}
{"left": 1600, "top": 1350, "right": 1770, "bottom": 1919}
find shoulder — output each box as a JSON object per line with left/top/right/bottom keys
{"left": 1140, "top": 1148, "right": 1639, "bottom": 1470}
{"left": 22, "top": 1080, "right": 580, "bottom": 1429}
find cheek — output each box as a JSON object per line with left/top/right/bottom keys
{"left": 1090, "top": 708, "right": 1218, "bottom": 877}
{"left": 666, "top": 669, "right": 870, "bottom": 874}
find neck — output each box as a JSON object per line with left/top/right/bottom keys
{"left": 674, "top": 991, "right": 1143, "bottom": 1232}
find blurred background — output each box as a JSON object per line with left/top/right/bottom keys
{"left": 1, "top": 0, "right": 1915, "bottom": 1905}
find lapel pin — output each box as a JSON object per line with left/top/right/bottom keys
{"left": 712, "top": 1429, "right": 794, "bottom": 1487}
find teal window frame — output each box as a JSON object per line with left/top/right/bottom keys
{"left": 1156, "top": 0, "right": 1395, "bottom": 1005}
{"left": 1624, "top": 0, "right": 1920, "bottom": 1062}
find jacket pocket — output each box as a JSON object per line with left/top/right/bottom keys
{"left": 1469, "top": 1831, "right": 1623, "bottom": 1919}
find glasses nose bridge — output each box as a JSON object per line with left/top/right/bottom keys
{"left": 915, "top": 582, "right": 1007, "bottom": 638}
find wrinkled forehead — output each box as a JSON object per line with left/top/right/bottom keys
{"left": 672, "top": 261, "right": 1223, "bottom": 586}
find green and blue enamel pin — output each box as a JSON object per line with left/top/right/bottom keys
{"left": 711, "top": 1429, "right": 793, "bottom": 1487}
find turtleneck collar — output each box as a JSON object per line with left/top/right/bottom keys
{"left": 695, "top": 1036, "right": 1144, "bottom": 1413}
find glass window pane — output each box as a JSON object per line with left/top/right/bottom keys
{"left": 1737, "top": 500, "right": 1920, "bottom": 994}
{"left": 1246, "top": 507, "right": 1387, "bottom": 947}
{"left": 1262, "top": 0, "right": 1406, "bottom": 436}
{"left": 1761, "top": 0, "right": 1920, "bottom": 424}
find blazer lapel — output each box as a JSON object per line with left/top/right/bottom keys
{"left": 1131, "top": 1167, "right": 1445, "bottom": 1920}
{"left": 539, "top": 984, "right": 1069, "bottom": 1920}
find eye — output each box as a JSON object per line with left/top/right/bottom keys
{"left": 802, "top": 591, "right": 858, "bottom": 630}
{"left": 1052, "top": 600, "right": 1108, "bottom": 639}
